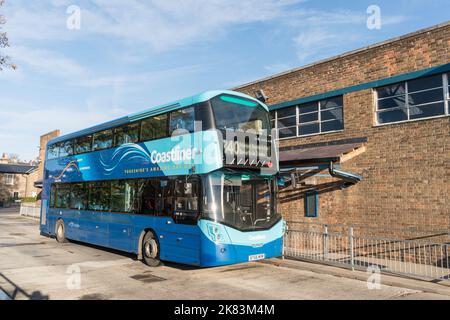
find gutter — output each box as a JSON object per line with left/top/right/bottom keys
{"left": 328, "top": 162, "right": 362, "bottom": 186}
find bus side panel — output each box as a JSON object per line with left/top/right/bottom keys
{"left": 106, "top": 212, "right": 133, "bottom": 252}
{"left": 132, "top": 216, "right": 202, "bottom": 266}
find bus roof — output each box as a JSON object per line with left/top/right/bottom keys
{"left": 49, "top": 90, "right": 268, "bottom": 145}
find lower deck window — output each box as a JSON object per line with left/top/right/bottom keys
{"left": 49, "top": 177, "right": 200, "bottom": 224}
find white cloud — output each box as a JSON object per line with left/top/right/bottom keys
{"left": 290, "top": 9, "right": 408, "bottom": 62}
{"left": 5, "top": 0, "right": 303, "bottom": 51}
{"left": 0, "top": 101, "right": 126, "bottom": 161}
{"left": 76, "top": 64, "right": 203, "bottom": 88}
{"left": 7, "top": 46, "right": 87, "bottom": 79}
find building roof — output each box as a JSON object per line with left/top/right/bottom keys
{"left": 0, "top": 163, "right": 38, "bottom": 174}
{"left": 279, "top": 142, "right": 366, "bottom": 166}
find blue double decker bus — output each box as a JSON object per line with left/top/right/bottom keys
{"left": 40, "top": 90, "right": 284, "bottom": 267}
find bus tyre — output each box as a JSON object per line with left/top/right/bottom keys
{"left": 142, "top": 231, "right": 161, "bottom": 267}
{"left": 55, "top": 220, "right": 67, "bottom": 243}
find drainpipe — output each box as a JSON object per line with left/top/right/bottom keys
{"left": 328, "top": 162, "right": 362, "bottom": 186}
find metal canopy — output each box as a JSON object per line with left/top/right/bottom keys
{"left": 279, "top": 142, "right": 366, "bottom": 166}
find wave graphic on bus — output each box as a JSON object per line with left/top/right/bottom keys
{"left": 54, "top": 160, "right": 81, "bottom": 180}
{"left": 99, "top": 143, "right": 152, "bottom": 175}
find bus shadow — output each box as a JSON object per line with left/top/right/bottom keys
{"left": 67, "top": 239, "right": 137, "bottom": 260}
{"left": 66, "top": 240, "right": 200, "bottom": 270}
{"left": 0, "top": 273, "right": 49, "bottom": 300}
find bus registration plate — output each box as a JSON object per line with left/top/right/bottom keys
{"left": 248, "top": 254, "right": 265, "bottom": 261}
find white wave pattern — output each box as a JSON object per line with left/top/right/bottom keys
{"left": 99, "top": 143, "right": 152, "bottom": 175}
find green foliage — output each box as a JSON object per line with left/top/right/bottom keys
{"left": 20, "top": 197, "right": 38, "bottom": 203}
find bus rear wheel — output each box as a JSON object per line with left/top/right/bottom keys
{"left": 55, "top": 220, "right": 67, "bottom": 243}
{"left": 142, "top": 231, "right": 161, "bottom": 267}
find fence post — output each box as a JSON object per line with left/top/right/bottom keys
{"left": 323, "top": 225, "right": 328, "bottom": 260}
{"left": 348, "top": 227, "right": 354, "bottom": 270}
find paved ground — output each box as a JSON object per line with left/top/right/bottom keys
{"left": 1, "top": 207, "right": 449, "bottom": 300}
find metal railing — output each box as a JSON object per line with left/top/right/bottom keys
{"left": 283, "top": 222, "right": 450, "bottom": 282}
{"left": 19, "top": 203, "right": 41, "bottom": 220}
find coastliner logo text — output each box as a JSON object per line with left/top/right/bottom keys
{"left": 150, "top": 146, "right": 198, "bottom": 164}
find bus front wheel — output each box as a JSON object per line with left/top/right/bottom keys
{"left": 142, "top": 231, "right": 161, "bottom": 267}
{"left": 55, "top": 220, "right": 67, "bottom": 243}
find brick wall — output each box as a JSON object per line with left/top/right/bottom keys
{"left": 235, "top": 23, "right": 450, "bottom": 236}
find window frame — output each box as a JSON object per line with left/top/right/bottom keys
{"left": 4, "top": 173, "right": 14, "bottom": 186}
{"left": 304, "top": 191, "right": 318, "bottom": 218}
{"left": 47, "top": 177, "right": 202, "bottom": 223}
{"left": 272, "top": 96, "right": 344, "bottom": 140}
{"left": 140, "top": 113, "right": 169, "bottom": 142}
{"left": 114, "top": 123, "right": 141, "bottom": 147}
{"left": 169, "top": 107, "right": 196, "bottom": 136}
{"left": 69, "top": 182, "right": 87, "bottom": 210}
{"left": 92, "top": 129, "right": 114, "bottom": 152}
{"left": 375, "top": 73, "right": 449, "bottom": 125}
{"left": 74, "top": 135, "right": 93, "bottom": 155}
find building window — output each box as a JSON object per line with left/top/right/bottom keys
{"left": 272, "top": 96, "right": 344, "bottom": 139}
{"left": 4, "top": 174, "right": 14, "bottom": 185}
{"left": 376, "top": 73, "right": 449, "bottom": 124}
{"left": 305, "top": 191, "right": 318, "bottom": 218}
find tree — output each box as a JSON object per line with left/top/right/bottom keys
{"left": 0, "top": 0, "right": 14, "bottom": 71}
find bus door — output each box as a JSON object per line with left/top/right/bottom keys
{"left": 157, "top": 178, "right": 201, "bottom": 265}
{"left": 107, "top": 180, "right": 138, "bottom": 251}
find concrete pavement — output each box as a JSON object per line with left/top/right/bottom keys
{"left": 1, "top": 207, "right": 449, "bottom": 300}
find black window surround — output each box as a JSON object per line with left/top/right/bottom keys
{"left": 271, "top": 96, "right": 344, "bottom": 140}
{"left": 49, "top": 177, "right": 201, "bottom": 224}
{"left": 376, "top": 73, "right": 450, "bottom": 125}
{"left": 47, "top": 105, "right": 201, "bottom": 160}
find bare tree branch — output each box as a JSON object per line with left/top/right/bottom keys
{"left": 0, "top": 0, "right": 15, "bottom": 71}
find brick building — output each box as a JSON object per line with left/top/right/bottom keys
{"left": 0, "top": 156, "right": 38, "bottom": 207}
{"left": 235, "top": 22, "right": 450, "bottom": 236}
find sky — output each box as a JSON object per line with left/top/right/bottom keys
{"left": 0, "top": 0, "right": 448, "bottom": 161}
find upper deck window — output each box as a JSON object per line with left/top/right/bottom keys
{"left": 58, "top": 140, "right": 73, "bottom": 158}
{"left": 169, "top": 107, "right": 195, "bottom": 136}
{"left": 93, "top": 129, "right": 113, "bottom": 151}
{"left": 141, "top": 114, "right": 168, "bottom": 141}
{"left": 74, "top": 135, "right": 92, "bottom": 154}
{"left": 114, "top": 123, "right": 140, "bottom": 146}
{"left": 211, "top": 95, "right": 270, "bottom": 133}
{"left": 376, "top": 73, "right": 448, "bottom": 124}
{"left": 48, "top": 144, "right": 59, "bottom": 160}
